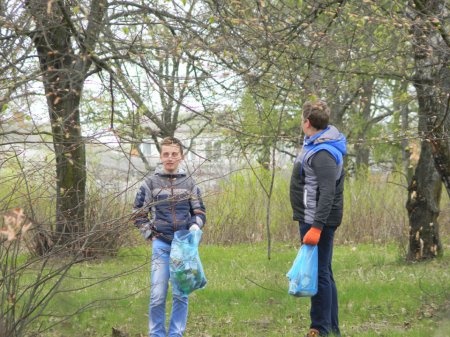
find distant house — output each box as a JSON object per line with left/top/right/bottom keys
{"left": 1, "top": 115, "right": 294, "bottom": 194}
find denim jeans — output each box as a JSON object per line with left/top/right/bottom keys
{"left": 149, "top": 239, "right": 189, "bottom": 337}
{"left": 300, "top": 223, "right": 340, "bottom": 337}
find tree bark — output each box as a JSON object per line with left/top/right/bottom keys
{"left": 406, "top": 140, "right": 442, "bottom": 260}
{"left": 28, "top": 0, "right": 106, "bottom": 243}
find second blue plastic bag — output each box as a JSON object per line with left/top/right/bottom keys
{"left": 169, "top": 229, "right": 207, "bottom": 296}
{"left": 286, "top": 244, "right": 318, "bottom": 297}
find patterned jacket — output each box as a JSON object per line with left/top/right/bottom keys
{"left": 132, "top": 167, "right": 206, "bottom": 243}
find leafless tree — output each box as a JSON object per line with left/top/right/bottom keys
{"left": 406, "top": 0, "right": 450, "bottom": 260}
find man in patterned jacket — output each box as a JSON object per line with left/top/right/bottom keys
{"left": 133, "top": 136, "right": 206, "bottom": 337}
{"left": 290, "top": 100, "right": 346, "bottom": 337}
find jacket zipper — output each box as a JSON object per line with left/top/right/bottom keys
{"left": 169, "top": 177, "right": 176, "bottom": 231}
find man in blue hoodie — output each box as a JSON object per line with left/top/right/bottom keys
{"left": 133, "top": 136, "right": 206, "bottom": 337}
{"left": 290, "top": 100, "right": 347, "bottom": 337}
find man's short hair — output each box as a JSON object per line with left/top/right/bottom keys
{"left": 302, "top": 100, "right": 330, "bottom": 130}
{"left": 160, "top": 136, "right": 184, "bottom": 154}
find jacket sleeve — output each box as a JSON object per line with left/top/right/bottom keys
{"left": 189, "top": 181, "right": 206, "bottom": 228}
{"left": 310, "top": 150, "right": 337, "bottom": 230}
{"left": 132, "top": 179, "right": 153, "bottom": 240}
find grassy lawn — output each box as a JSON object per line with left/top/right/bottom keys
{"left": 42, "top": 241, "right": 450, "bottom": 337}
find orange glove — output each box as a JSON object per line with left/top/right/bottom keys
{"left": 303, "top": 227, "right": 322, "bottom": 245}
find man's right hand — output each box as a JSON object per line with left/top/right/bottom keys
{"left": 139, "top": 223, "right": 153, "bottom": 241}
{"left": 303, "top": 227, "right": 322, "bottom": 245}
{"left": 189, "top": 224, "right": 200, "bottom": 231}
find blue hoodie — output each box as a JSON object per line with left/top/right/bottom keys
{"left": 301, "top": 125, "right": 347, "bottom": 168}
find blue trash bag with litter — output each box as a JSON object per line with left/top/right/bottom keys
{"left": 286, "top": 244, "right": 318, "bottom": 297}
{"left": 170, "top": 229, "right": 207, "bottom": 296}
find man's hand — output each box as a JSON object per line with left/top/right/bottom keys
{"left": 141, "top": 228, "right": 152, "bottom": 240}
{"left": 139, "top": 225, "right": 152, "bottom": 241}
{"left": 303, "top": 227, "right": 322, "bottom": 245}
{"left": 189, "top": 224, "right": 200, "bottom": 231}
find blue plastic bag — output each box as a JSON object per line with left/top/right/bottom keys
{"left": 169, "top": 229, "right": 207, "bottom": 296}
{"left": 286, "top": 244, "right": 318, "bottom": 297}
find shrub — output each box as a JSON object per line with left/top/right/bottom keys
{"left": 204, "top": 169, "right": 437, "bottom": 245}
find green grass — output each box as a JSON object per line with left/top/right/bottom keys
{"left": 37, "top": 241, "right": 450, "bottom": 337}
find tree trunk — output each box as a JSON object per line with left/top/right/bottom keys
{"left": 406, "top": 140, "right": 442, "bottom": 260}
{"left": 354, "top": 78, "right": 374, "bottom": 172}
{"left": 411, "top": 0, "right": 450, "bottom": 197}
{"left": 28, "top": 0, "right": 106, "bottom": 243}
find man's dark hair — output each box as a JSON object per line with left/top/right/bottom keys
{"left": 160, "top": 136, "right": 184, "bottom": 154}
{"left": 302, "top": 100, "right": 330, "bottom": 130}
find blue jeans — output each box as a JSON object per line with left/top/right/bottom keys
{"left": 300, "top": 224, "right": 340, "bottom": 336}
{"left": 149, "top": 239, "right": 188, "bottom": 337}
